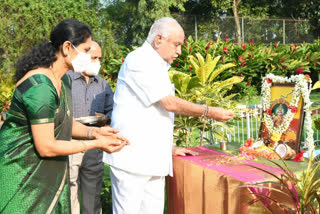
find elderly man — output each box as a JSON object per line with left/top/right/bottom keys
{"left": 103, "top": 17, "right": 234, "bottom": 214}
{"left": 68, "top": 41, "right": 113, "bottom": 214}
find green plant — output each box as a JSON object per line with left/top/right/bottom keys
{"left": 245, "top": 153, "right": 320, "bottom": 213}
{"left": 170, "top": 53, "right": 242, "bottom": 147}
{"left": 101, "top": 164, "right": 112, "bottom": 213}
{"left": 0, "top": 75, "right": 14, "bottom": 113}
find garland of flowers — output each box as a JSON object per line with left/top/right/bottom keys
{"left": 261, "top": 73, "right": 314, "bottom": 154}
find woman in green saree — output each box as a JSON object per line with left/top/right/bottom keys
{"left": 0, "top": 19, "right": 129, "bottom": 213}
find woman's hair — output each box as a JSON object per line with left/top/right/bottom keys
{"left": 15, "top": 19, "right": 92, "bottom": 81}
{"left": 146, "top": 17, "right": 181, "bottom": 44}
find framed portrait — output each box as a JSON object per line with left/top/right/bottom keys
{"left": 259, "top": 83, "right": 304, "bottom": 153}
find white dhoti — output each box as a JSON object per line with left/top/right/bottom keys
{"left": 109, "top": 166, "right": 165, "bottom": 214}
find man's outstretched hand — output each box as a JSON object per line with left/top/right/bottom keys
{"left": 208, "top": 107, "right": 235, "bottom": 121}
{"left": 172, "top": 146, "right": 199, "bottom": 156}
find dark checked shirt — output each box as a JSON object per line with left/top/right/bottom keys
{"left": 67, "top": 71, "right": 114, "bottom": 118}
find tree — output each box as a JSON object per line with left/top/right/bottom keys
{"left": 232, "top": 0, "right": 241, "bottom": 43}
{"left": 0, "top": 0, "right": 114, "bottom": 79}
{"left": 102, "top": 0, "right": 187, "bottom": 47}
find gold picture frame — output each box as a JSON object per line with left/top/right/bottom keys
{"left": 259, "top": 83, "right": 304, "bottom": 153}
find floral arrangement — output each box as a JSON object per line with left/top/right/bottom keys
{"left": 239, "top": 138, "right": 280, "bottom": 160}
{"left": 261, "top": 73, "right": 314, "bottom": 155}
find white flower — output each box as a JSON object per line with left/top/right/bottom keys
{"left": 261, "top": 74, "right": 314, "bottom": 155}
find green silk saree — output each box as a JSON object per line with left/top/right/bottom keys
{"left": 0, "top": 74, "right": 73, "bottom": 213}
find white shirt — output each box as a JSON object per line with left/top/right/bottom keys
{"left": 103, "top": 42, "right": 175, "bottom": 176}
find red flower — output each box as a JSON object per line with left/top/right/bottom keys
{"left": 189, "top": 47, "right": 192, "bottom": 53}
{"left": 223, "top": 46, "right": 228, "bottom": 53}
{"left": 281, "top": 58, "right": 285, "bottom": 62}
{"left": 224, "top": 34, "right": 228, "bottom": 42}
{"left": 293, "top": 150, "right": 305, "bottom": 162}
{"left": 266, "top": 49, "right": 270, "bottom": 54}
{"left": 246, "top": 81, "right": 251, "bottom": 86}
{"left": 175, "top": 62, "right": 179, "bottom": 67}
{"left": 101, "top": 67, "right": 105, "bottom": 76}
{"left": 241, "top": 43, "right": 246, "bottom": 49}
{"left": 189, "top": 66, "right": 192, "bottom": 71}
{"left": 249, "top": 40, "right": 252, "bottom": 46}
{"left": 274, "top": 42, "right": 278, "bottom": 48}
{"left": 251, "top": 40, "right": 255, "bottom": 45}
{"left": 290, "top": 44, "right": 294, "bottom": 51}
{"left": 266, "top": 109, "right": 272, "bottom": 115}
{"left": 296, "top": 67, "right": 303, "bottom": 74}
{"left": 121, "top": 57, "right": 124, "bottom": 63}
{"left": 222, "top": 55, "right": 225, "bottom": 62}
{"left": 251, "top": 52, "right": 255, "bottom": 59}
{"left": 289, "top": 105, "right": 298, "bottom": 113}
{"left": 270, "top": 65, "right": 273, "bottom": 72}
{"left": 265, "top": 78, "right": 272, "bottom": 83}
{"left": 305, "top": 74, "right": 311, "bottom": 81}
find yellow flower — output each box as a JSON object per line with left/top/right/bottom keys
{"left": 271, "top": 132, "right": 281, "bottom": 142}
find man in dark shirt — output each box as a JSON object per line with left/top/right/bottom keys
{"left": 68, "top": 41, "right": 113, "bottom": 214}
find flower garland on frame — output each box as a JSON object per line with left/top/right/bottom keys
{"left": 261, "top": 73, "right": 314, "bottom": 155}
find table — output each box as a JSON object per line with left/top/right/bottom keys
{"left": 166, "top": 146, "right": 303, "bottom": 214}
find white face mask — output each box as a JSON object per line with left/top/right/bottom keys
{"left": 85, "top": 61, "right": 101, "bottom": 76}
{"left": 70, "top": 44, "right": 91, "bottom": 73}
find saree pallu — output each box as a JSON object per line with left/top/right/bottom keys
{"left": 0, "top": 74, "right": 73, "bottom": 213}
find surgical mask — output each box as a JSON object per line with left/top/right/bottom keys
{"left": 85, "top": 61, "right": 101, "bottom": 76}
{"left": 69, "top": 44, "right": 91, "bottom": 73}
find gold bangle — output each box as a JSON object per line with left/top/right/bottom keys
{"left": 81, "top": 141, "right": 88, "bottom": 152}
{"left": 87, "top": 127, "right": 93, "bottom": 139}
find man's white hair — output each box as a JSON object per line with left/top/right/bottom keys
{"left": 146, "top": 17, "right": 181, "bottom": 44}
